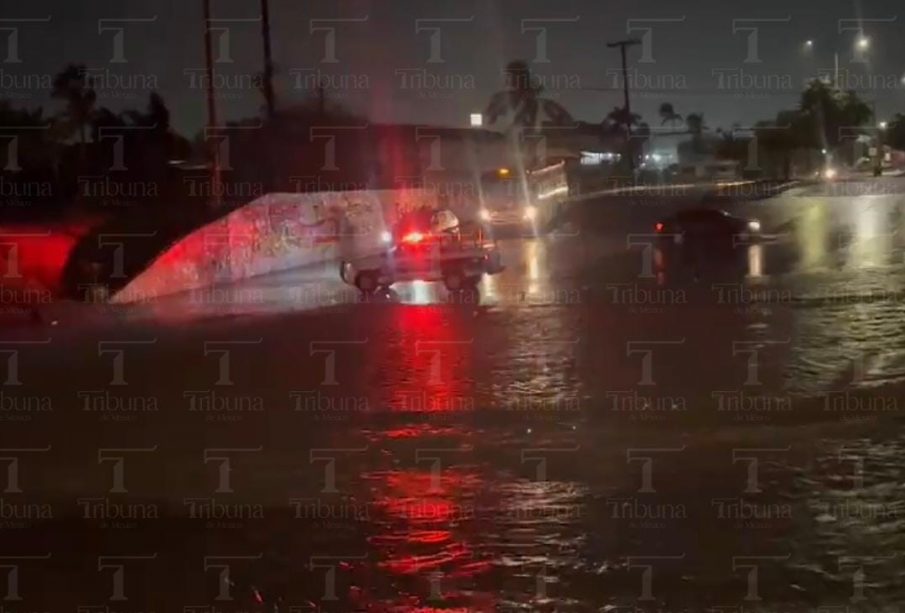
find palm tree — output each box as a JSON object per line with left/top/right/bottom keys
{"left": 685, "top": 113, "right": 705, "bottom": 136}
{"left": 604, "top": 107, "right": 652, "bottom": 142}
{"left": 601, "top": 107, "right": 649, "bottom": 172}
{"left": 51, "top": 64, "right": 96, "bottom": 160}
{"left": 659, "top": 102, "right": 683, "bottom": 128}
{"left": 485, "top": 60, "right": 573, "bottom": 131}
{"left": 684, "top": 112, "right": 707, "bottom": 154}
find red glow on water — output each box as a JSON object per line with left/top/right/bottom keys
{"left": 378, "top": 542, "right": 472, "bottom": 575}
{"left": 381, "top": 425, "right": 461, "bottom": 439}
{"left": 369, "top": 530, "right": 451, "bottom": 546}
{"left": 381, "top": 307, "right": 476, "bottom": 412}
{"left": 376, "top": 469, "right": 479, "bottom": 504}
{"left": 376, "top": 496, "right": 462, "bottom": 522}
{"left": 355, "top": 304, "right": 494, "bottom": 608}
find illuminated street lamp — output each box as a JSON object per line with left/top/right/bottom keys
{"left": 802, "top": 35, "right": 872, "bottom": 89}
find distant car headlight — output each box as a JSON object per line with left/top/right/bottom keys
{"left": 380, "top": 231, "right": 392, "bottom": 244}
{"left": 747, "top": 220, "right": 761, "bottom": 232}
{"left": 523, "top": 206, "right": 538, "bottom": 221}
{"left": 479, "top": 208, "right": 491, "bottom": 222}
{"left": 824, "top": 167, "right": 838, "bottom": 180}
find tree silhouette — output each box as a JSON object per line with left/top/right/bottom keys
{"left": 659, "top": 102, "right": 683, "bottom": 127}
{"left": 0, "top": 101, "right": 55, "bottom": 172}
{"left": 799, "top": 80, "right": 872, "bottom": 149}
{"left": 601, "top": 107, "right": 649, "bottom": 172}
{"left": 603, "top": 106, "right": 642, "bottom": 133}
{"left": 51, "top": 64, "right": 96, "bottom": 154}
{"left": 886, "top": 113, "right": 905, "bottom": 151}
{"left": 485, "top": 60, "right": 573, "bottom": 131}
{"left": 685, "top": 113, "right": 705, "bottom": 136}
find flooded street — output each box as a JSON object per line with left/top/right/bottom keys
{"left": 6, "top": 181, "right": 905, "bottom": 611}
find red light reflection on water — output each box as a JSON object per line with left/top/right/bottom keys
{"left": 357, "top": 306, "right": 496, "bottom": 608}
{"left": 365, "top": 464, "right": 493, "bottom": 602}
{"left": 381, "top": 306, "right": 476, "bottom": 412}
{"left": 379, "top": 424, "right": 461, "bottom": 440}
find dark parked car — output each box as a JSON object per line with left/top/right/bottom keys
{"left": 655, "top": 207, "right": 761, "bottom": 246}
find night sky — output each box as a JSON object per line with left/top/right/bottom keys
{"left": 2, "top": 0, "right": 904, "bottom": 137}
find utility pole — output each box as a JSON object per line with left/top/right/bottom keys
{"left": 607, "top": 38, "right": 641, "bottom": 178}
{"left": 203, "top": 0, "right": 222, "bottom": 208}
{"left": 260, "top": 0, "right": 276, "bottom": 120}
{"left": 317, "top": 78, "right": 326, "bottom": 119}
{"left": 833, "top": 51, "right": 839, "bottom": 90}
{"left": 260, "top": 0, "right": 277, "bottom": 191}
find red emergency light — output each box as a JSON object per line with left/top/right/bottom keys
{"left": 402, "top": 231, "right": 425, "bottom": 244}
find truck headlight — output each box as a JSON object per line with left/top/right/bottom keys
{"left": 523, "top": 206, "right": 538, "bottom": 221}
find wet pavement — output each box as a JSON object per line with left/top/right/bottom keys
{"left": 5, "top": 178, "right": 905, "bottom": 611}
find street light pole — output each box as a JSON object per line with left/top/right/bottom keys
{"left": 203, "top": 0, "right": 222, "bottom": 208}
{"left": 834, "top": 51, "right": 839, "bottom": 89}
{"left": 260, "top": 0, "right": 276, "bottom": 120}
{"left": 607, "top": 38, "right": 641, "bottom": 178}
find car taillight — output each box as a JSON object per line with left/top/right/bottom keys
{"left": 655, "top": 222, "right": 665, "bottom": 233}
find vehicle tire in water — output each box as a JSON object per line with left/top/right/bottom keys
{"left": 355, "top": 272, "right": 378, "bottom": 294}
{"left": 443, "top": 269, "right": 464, "bottom": 291}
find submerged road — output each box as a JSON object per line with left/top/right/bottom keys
{"left": 5, "top": 177, "right": 905, "bottom": 611}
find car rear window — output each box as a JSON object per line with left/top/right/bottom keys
{"left": 677, "top": 209, "right": 727, "bottom": 222}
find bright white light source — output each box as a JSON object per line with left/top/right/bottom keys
{"left": 479, "top": 208, "right": 491, "bottom": 222}
{"left": 748, "top": 219, "right": 761, "bottom": 232}
{"left": 857, "top": 36, "right": 870, "bottom": 50}
{"left": 824, "top": 167, "right": 838, "bottom": 180}
{"left": 380, "top": 231, "right": 392, "bottom": 244}
{"left": 523, "top": 206, "right": 538, "bottom": 221}
{"left": 469, "top": 113, "right": 483, "bottom": 127}
{"left": 580, "top": 151, "right": 617, "bottom": 166}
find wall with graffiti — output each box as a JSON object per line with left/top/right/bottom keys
{"left": 111, "top": 188, "right": 437, "bottom": 303}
